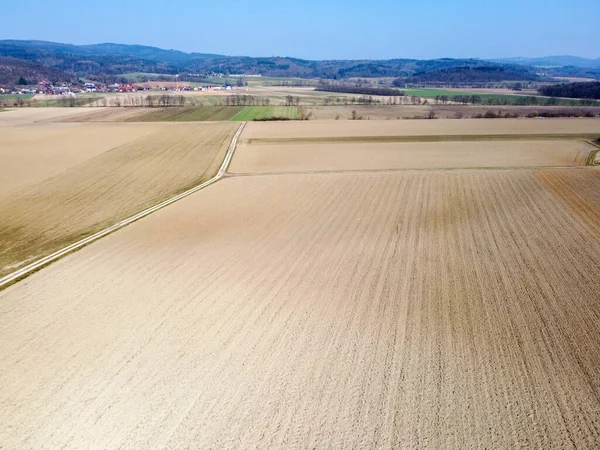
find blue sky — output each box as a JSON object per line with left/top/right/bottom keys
{"left": 2, "top": 0, "right": 598, "bottom": 59}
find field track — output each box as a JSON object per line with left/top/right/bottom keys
{"left": 0, "top": 123, "right": 245, "bottom": 289}
{"left": 247, "top": 133, "right": 600, "bottom": 144}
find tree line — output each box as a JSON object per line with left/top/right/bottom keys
{"left": 315, "top": 85, "right": 404, "bottom": 96}
{"left": 538, "top": 82, "right": 600, "bottom": 100}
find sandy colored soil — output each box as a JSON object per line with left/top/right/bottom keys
{"left": 243, "top": 118, "right": 600, "bottom": 140}
{"left": 0, "top": 122, "right": 162, "bottom": 196}
{"left": 1, "top": 168, "right": 600, "bottom": 448}
{"left": 306, "top": 105, "right": 431, "bottom": 120}
{"left": 125, "top": 106, "right": 245, "bottom": 122}
{"left": 55, "top": 107, "right": 151, "bottom": 122}
{"left": 306, "top": 105, "right": 600, "bottom": 120}
{"left": 0, "top": 122, "right": 237, "bottom": 276}
{"left": 0, "top": 107, "right": 94, "bottom": 124}
{"left": 230, "top": 140, "right": 593, "bottom": 173}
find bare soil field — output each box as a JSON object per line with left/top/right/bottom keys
{"left": 124, "top": 106, "right": 245, "bottom": 122}
{"left": 0, "top": 107, "right": 95, "bottom": 124}
{"left": 0, "top": 122, "right": 162, "bottom": 195}
{"left": 306, "top": 105, "right": 600, "bottom": 120}
{"left": 230, "top": 140, "right": 593, "bottom": 173}
{"left": 306, "top": 105, "right": 431, "bottom": 120}
{"left": 55, "top": 107, "right": 151, "bottom": 122}
{"left": 242, "top": 118, "right": 600, "bottom": 140}
{"left": 1, "top": 169, "right": 600, "bottom": 448}
{"left": 0, "top": 122, "right": 237, "bottom": 277}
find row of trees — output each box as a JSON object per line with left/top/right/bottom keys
{"left": 394, "top": 66, "right": 539, "bottom": 85}
{"left": 431, "top": 94, "right": 598, "bottom": 106}
{"left": 538, "top": 82, "right": 600, "bottom": 100}
{"left": 316, "top": 84, "right": 404, "bottom": 96}
{"left": 95, "top": 95, "right": 186, "bottom": 107}
{"left": 225, "top": 95, "right": 270, "bottom": 106}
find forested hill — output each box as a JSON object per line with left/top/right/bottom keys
{"left": 0, "top": 56, "right": 75, "bottom": 87}
{"left": 1, "top": 39, "right": 598, "bottom": 87}
{"left": 492, "top": 56, "right": 600, "bottom": 69}
{"left": 398, "top": 65, "right": 540, "bottom": 84}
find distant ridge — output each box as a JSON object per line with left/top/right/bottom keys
{"left": 491, "top": 56, "right": 600, "bottom": 68}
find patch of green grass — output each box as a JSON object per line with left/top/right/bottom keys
{"left": 231, "top": 106, "right": 299, "bottom": 121}
{"left": 125, "top": 106, "right": 244, "bottom": 122}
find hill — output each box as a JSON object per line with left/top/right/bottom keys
{"left": 2, "top": 40, "right": 598, "bottom": 88}
{"left": 493, "top": 56, "right": 600, "bottom": 68}
{"left": 0, "top": 57, "right": 74, "bottom": 87}
{"left": 80, "top": 43, "right": 222, "bottom": 64}
{"left": 397, "top": 64, "right": 540, "bottom": 85}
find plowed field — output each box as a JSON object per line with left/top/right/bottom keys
{"left": 1, "top": 168, "right": 600, "bottom": 448}
{"left": 242, "top": 118, "right": 600, "bottom": 139}
{"left": 0, "top": 122, "right": 238, "bottom": 276}
{"left": 230, "top": 140, "right": 592, "bottom": 173}
{"left": 0, "top": 122, "right": 161, "bottom": 194}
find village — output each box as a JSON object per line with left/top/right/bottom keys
{"left": 1, "top": 79, "right": 235, "bottom": 96}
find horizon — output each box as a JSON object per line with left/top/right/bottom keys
{"left": 1, "top": 0, "right": 598, "bottom": 60}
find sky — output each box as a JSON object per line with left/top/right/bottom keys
{"left": 2, "top": 0, "right": 598, "bottom": 60}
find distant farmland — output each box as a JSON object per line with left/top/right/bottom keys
{"left": 230, "top": 106, "right": 298, "bottom": 121}
{"left": 126, "top": 106, "right": 244, "bottom": 122}
{"left": 123, "top": 105, "right": 299, "bottom": 122}
{"left": 402, "top": 88, "right": 598, "bottom": 106}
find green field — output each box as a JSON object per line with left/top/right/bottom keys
{"left": 402, "top": 88, "right": 596, "bottom": 106}
{"left": 230, "top": 106, "right": 299, "bottom": 121}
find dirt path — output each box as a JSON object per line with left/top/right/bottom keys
{"left": 0, "top": 123, "right": 245, "bottom": 288}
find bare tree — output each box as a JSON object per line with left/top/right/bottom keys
{"left": 298, "top": 106, "right": 313, "bottom": 120}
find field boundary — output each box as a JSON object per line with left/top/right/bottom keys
{"left": 248, "top": 133, "right": 600, "bottom": 145}
{"left": 227, "top": 165, "right": 600, "bottom": 178}
{"left": 0, "top": 122, "right": 246, "bottom": 290}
